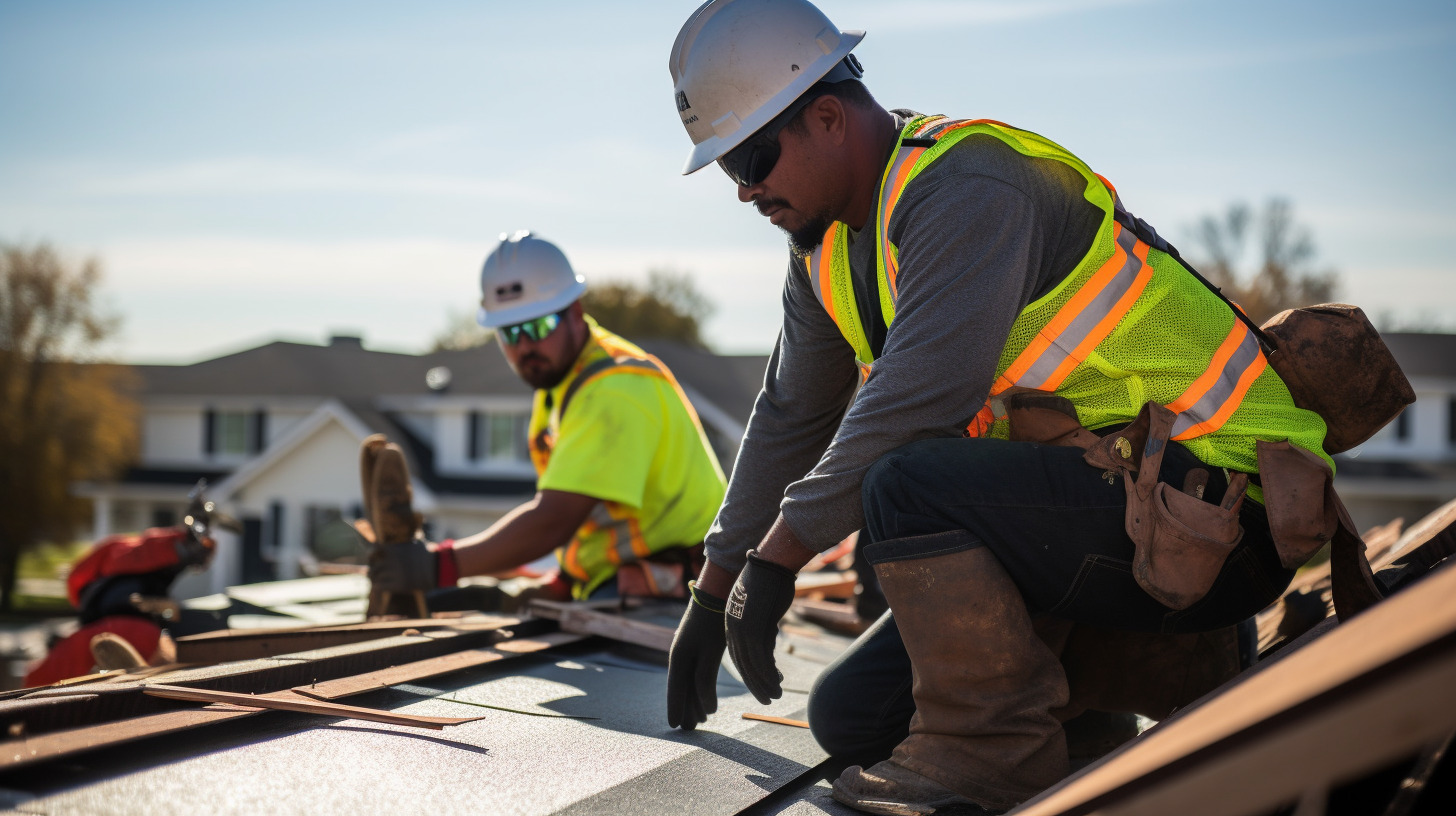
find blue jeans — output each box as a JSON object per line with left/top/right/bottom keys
{"left": 808, "top": 436, "right": 1291, "bottom": 758}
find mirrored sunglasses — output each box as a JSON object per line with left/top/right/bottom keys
{"left": 497, "top": 310, "right": 565, "bottom": 345}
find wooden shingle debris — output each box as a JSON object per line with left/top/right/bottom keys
{"left": 0, "top": 613, "right": 563, "bottom": 770}
{"left": 141, "top": 684, "right": 486, "bottom": 730}
{"left": 172, "top": 615, "right": 523, "bottom": 664}
{"left": 1013, "top": 559, "right": 1456, "bottom": 816}
{"left": 1257, "top": 497, "right": 1456, "bottom": 657}
{"left": 526, "top": 599, "right": 676, "bottom": 651}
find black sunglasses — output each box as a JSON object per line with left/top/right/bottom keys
{"left": 716, "top": 89, "right": 828, "bottom": 188}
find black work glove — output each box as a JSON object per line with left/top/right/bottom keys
{"left": 725, "top": 551, "right": 798, "bottom": 705}
{"left": 666, "top": 583, "right": 727, "bottom": 730}
{"left": 367, "top": 537, "right": 439, "bottom": 593}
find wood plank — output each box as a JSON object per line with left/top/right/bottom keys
{"left": 741, "top": 713, "right": 810, "bottom": 728}
{"left": 173, "top": 615, "right": 521, "bottom": 663}
{"left": 1, "top": 624, "right": 538, "bottom": 738}
{"left": 527, "top": 601, "right": 675, "bottom": 651}
{"left": 793, "top": 571, "right": 857, "bottom": 599}
{"left": 292, "top": 632, "right": 586, "bottom": 701}
{"left": 142, "top": 685, "right": 486, "bottom": 730}
{"left": 1015, "top": 561, "right": 1456, "bottom": 816}
{"left": 0, "top": 706, "right": 266, "bottom": 770}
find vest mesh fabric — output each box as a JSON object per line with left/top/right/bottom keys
{"left": 812, "top": 116, "right": 1331, "bottom": 484}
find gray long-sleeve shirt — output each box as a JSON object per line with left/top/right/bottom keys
{"left": 704, "top": 112, "right": 1105, "bottom": 572}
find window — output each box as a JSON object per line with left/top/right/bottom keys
{"left": 204, "top": 408, "right": 267, "bottom": 456}
{"left": 468, "top": 411, "right": 528, "bottom": 462}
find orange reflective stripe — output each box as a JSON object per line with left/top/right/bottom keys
{"left": 816, "top": 228, "right": 838, "bottom": 322}
{"left": 964, "top": 401, "right": 997, "bottom": 438}
{"left": 1169, "top": 321, "right": 1267, "bottom": 440}
{"left": 995, "top": 224, "right": 1151, "bottom": 393}
{"left": 563, "top": 540, "right": 588, "bottom": 581}
{"left": 878, "top": 145, "right": 928, "bottom": 299}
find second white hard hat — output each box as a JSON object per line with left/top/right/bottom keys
{"left": 669, "top": 0, "right": 864, "bottom": 175}
{"left": 476, "top": 231, "right": 587, "bottom": 328}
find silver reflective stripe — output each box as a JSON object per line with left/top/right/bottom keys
{"left": 1018, "top": 227, "right": 1145, "bottom": 389}
{"left": 1170, "top": 324, "right": 1263, "bottom": 438}
{"left": 589, "top": 503, "right": 637, "bottom": 565}
{"left": 877, "top": 143, "right": 925, "bottom": 243}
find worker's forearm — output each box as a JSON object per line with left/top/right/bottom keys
{"left": 449, "top": 491, "right": 592, "bottom": 577}
{"left": 696, "top": 514, "right": 816, "bottom": 599}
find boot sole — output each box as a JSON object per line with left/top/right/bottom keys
{"left": 830, "top": 779, "right": 988, "bottom": 816}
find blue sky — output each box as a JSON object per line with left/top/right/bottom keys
{"left": 2, "top": 0, "right": 1453, "bottom": 362}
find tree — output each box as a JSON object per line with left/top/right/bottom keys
{"left": 0, "top": 242, "right": 137, "bottom": 610}
{"left": 582, "top": 270, "right": 714, "bottom": 349}
{"left": 1186, "top": 198, "right": 1339, "bottom": 325}
{"left": 429, "top": 308, "right": 494, "bottom": 352}
{"left": 432, "top": 269, "right": 715, "bottom": 351}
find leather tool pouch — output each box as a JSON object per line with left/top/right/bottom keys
{"left": 1256, "top": 438, "right": 1383, "bottom": 619}
{"left": 1261, "top": 303, "right": 1415, "bottom": 454}
{"left": 615, "top": 544, "right": 706, "bottom": 600}
{"left": 1083, "top": 401, "right": 1249, "bottom": 611}
{"left": 1004, "top": 390, "right": 1250, "bottom": 610}
{"left": 1001, "top": 387, "right": 1102, "bottom": 448}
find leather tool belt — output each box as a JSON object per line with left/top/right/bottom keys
{"left": 614, "top": 544, "right": 707, "bottom": 600}
{"left": 1001, "top": 388, "right": 1382, "bottom": 619}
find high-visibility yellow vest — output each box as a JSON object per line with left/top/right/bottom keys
{"left": 806, "top": 115, "right": 1331, "bottom": 480}
{"left": 528, "top": 319, "right": 723, "bottom": 598}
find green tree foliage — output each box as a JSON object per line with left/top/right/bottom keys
{"left": 0, "top": 242, "right": 138, "bottom": 610}
{"left": 432, "top": 269, "right": 714, "bottom": 351}
{"left": 1188, "top": 198, "right": 1339, "bottom": 325}
{"left": 582, "top": 270, "right": 714, "bottom": 349}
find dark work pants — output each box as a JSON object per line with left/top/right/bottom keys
{"left": 808, "top": 437, "right": 1293, "bottom": 759}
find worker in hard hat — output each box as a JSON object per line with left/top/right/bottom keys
{"left": 662, "top": 1, "right": 1332, "bottom": 814}
{"left": 369, "top": 231, "right": 727, "bottom": 606}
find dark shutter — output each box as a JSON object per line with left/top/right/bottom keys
{"left": 1396, "top": 409, "right": 1411, "bottom": 441}
{"left": 251, "top": 410, "right": 268, "bottom": 454}
{"left": 467, "top": 410, "right": 482, "bottom": 461}
{"left": 203, "top": 409, "right": 216, "bottom": 455}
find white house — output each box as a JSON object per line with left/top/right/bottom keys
{"left": 76, "top": 335, "right": 768, "bottom": 600}
{"left": 1333, "top": 332, "right": 1456, "bottom": 533}
{"left": 76, "top": 330, "right": 1455, "bottom": 600}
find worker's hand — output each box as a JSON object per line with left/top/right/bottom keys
{"left": 724, "top": 551, "right": 798, "bottom": 705}
{"left": 666, "top": 584, "right": 727, "bottom": 730}
{"left": 367, "top": 537, "right": 440, "bottom": 593}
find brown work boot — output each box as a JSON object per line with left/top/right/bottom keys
{"left": 832, "top": 761, "right": 1000, "bottom": 815}
{"left": 832, "top": 534, "right": 1069, "bottom": 814}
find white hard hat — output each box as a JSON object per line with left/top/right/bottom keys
{"left": 669, "top": 0, "right": 865, "bottom": 175}
{"left": 476, "top": 231, "right": 587, "bottom": 328}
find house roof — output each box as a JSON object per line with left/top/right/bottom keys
{"left": 132, "top": 335, "right": 771, "bottom": 426}
{"left": 1382, "top": 332, "right": 1456, "bottom": 380}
